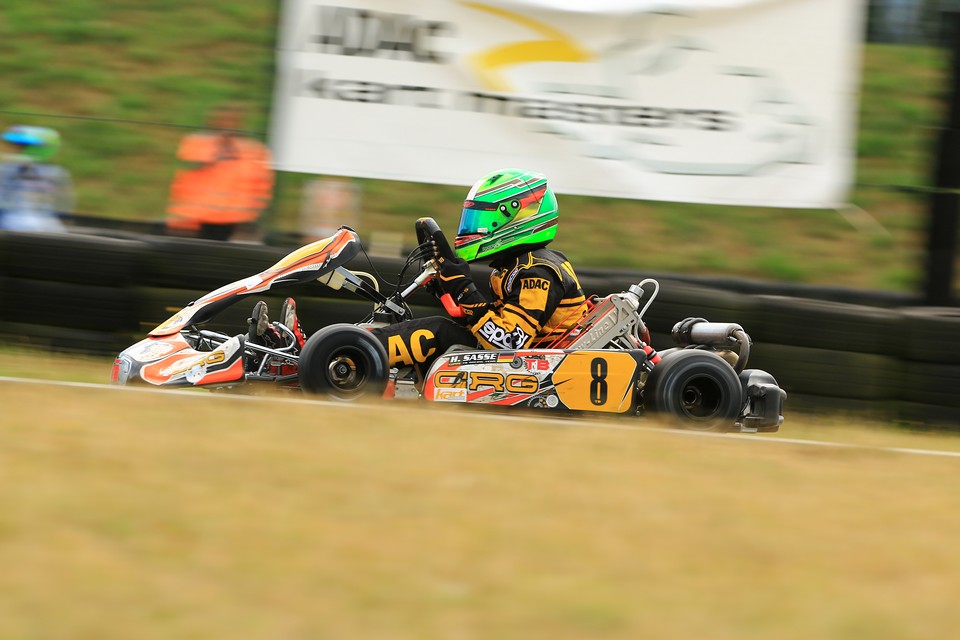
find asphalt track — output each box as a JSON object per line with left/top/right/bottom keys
{"left": 3, "top": 375, "right": 960, "bottom": 460}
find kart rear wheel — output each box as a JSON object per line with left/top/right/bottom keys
{"left": 644, "top": 349, "right": 742, "bottom": 431}
{"left": 299, "top": 324, "right": 388, "bottom": 400}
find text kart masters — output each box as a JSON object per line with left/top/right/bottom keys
{"left": 112, "top": 219, "right": 785, "bottom": 433}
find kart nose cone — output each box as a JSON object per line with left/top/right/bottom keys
{"left": 111, "top": 355, "right": 133, "bottom": 384}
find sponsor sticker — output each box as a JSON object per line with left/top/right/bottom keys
{"left": 521, "top": 278, "right": 549, "bottom": 291}
{"left": 433, "top": 388, "right": 468, "bottom": 402}
{"left": 477, "top": 321, "right": 530, "bottom": 349}
{"left": 160, "top": 350, "right": 227, "bottom": 378}
{"left": 447, "top": 351, "right": 512, "bottom": 366}
{"left": 525, "top": 357, "right": 551, "bottom": 371}
{"left": 129, "top": 340, "right": 177, "bottom": 362}
{"left": 185, "top": 363, "right": 207, "bottom": 384}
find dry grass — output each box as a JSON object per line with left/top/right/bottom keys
{"left": 2, "top": 379, "right": 960, "bottom": 640}
{"left": 0, "top": 346, "right": 115, "bottom": 384}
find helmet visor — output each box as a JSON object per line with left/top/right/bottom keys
{"left": 458, "top": 201, "right": 499, "bottom": 236}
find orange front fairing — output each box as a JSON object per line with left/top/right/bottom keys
{"left": 149, "top": 228, "right": 360, "bottom": 337}
{"left": 138, "top": 335, "right": 245, "bottom": 387}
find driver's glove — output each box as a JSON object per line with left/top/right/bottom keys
{"left": 436, "top": 255, "right": 477, "bottom": 302}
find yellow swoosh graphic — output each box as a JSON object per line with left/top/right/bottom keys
{"left": 462, "top": 2, "right": 595, "bottom": 92}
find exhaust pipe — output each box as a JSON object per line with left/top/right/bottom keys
{"left": 671, "top": 317, "right": 751, "bottom": 373}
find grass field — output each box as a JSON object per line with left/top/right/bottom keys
{"left": 0, "top": 2, "right": 951, "bottom": 292}
{"left": 2, "top": 350, "right": 960, "bottom": 639}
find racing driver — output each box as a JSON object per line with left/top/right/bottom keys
{"left": 368, "top": 168, "right": 590, "bottom": 377}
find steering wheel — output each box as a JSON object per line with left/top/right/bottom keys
{"left": 414, "top": 217, "right": 465, "bottom": 318}
{"left": 415, "top": 217, "right": 457, "bottom": 262}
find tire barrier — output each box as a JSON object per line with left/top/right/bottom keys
{"left": 0, "top": 231, "right": 957, "bottom": 425}
{"left": 648, "top": 332, "right": 674, "bottom": 353}
{"left": 646, "top": 282, "right": 759, "bottom": 340}
{"left": 751, "top": 295, "right": 901, "bottom": 354}
{"left": 898, "top": 307, "right": 960, "bottom": 365}
{"left": 896, "top": 401, "right": 960, "bottom": 427}
{"left": 779, "top": 392, "right": 897, "bottom": 422}
{"left": 0, "top": 230, "right": 144, "bottom": 287}
{"left": 2, "top": 277, "right": 138, "bottom": 332}
{"left": 902, "top": 361, "right": 960, "bottom": 408}
{"left": 140, "top": 237, "right": 285, "bottom": 290}
{"left": 646, "top": 273, "right": 917, "bottom": 308}
{"left": 1, "top": 321, "right": 134, "bottom": 356}
{"left": 747, "top": 343, "right": 900, "bottom": 402}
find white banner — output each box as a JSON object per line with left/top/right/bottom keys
{"left": 271, "top": 0, "right": 863, "bottom": 207}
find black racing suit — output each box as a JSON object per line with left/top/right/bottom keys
{"left": 369, "top": 246, "right": 589, "bottom": 377}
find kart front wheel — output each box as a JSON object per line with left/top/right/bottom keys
{"left": 299, "top": 324, "right": 388, "bottom": 400}
{"left": 644, "top": 349, "right": 742, "bottom": 431}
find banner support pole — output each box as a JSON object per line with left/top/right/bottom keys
{"left": 923, "top": 11, "right": 960, "bottom": 306}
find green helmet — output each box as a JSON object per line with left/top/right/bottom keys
{"left": 454, "top": 168, "right": 559, "bottom": 262}
{"left": 2, "top": 126, "right": 61, "bottom": 161}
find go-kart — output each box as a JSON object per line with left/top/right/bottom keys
{"left": 112, "top": 218, "right": 785, "bottom": 433}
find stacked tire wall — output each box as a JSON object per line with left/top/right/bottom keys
{"left": 1, "top": 230, "right": 957, "bottom": 426}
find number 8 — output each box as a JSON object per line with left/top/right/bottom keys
{"left": 590, "top": 357, "right": 608, "bottom": 405}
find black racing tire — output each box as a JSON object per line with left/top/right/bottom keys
{"left": 644, "top": 349, "right": 743, "bottom": 432}
{"left": 298, "top": 324, "right": 388, "bottom": 400}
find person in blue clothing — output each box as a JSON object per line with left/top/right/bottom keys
{"left": 0, "top": 125, "right": 74, "bottom": 233}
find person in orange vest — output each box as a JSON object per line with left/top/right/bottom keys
{"left": 166, "top": 105, "right": 274, "bottom": 241}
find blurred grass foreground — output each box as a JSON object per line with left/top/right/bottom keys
{"left": 0, "top": 2, "right": 950, "bottom": 292}
{"left": 3, "top": 380, "right": 960, "bottom": 640}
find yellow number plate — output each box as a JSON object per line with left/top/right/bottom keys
{"left": 552, "top": 351, "right": 638, "bottom": 413}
